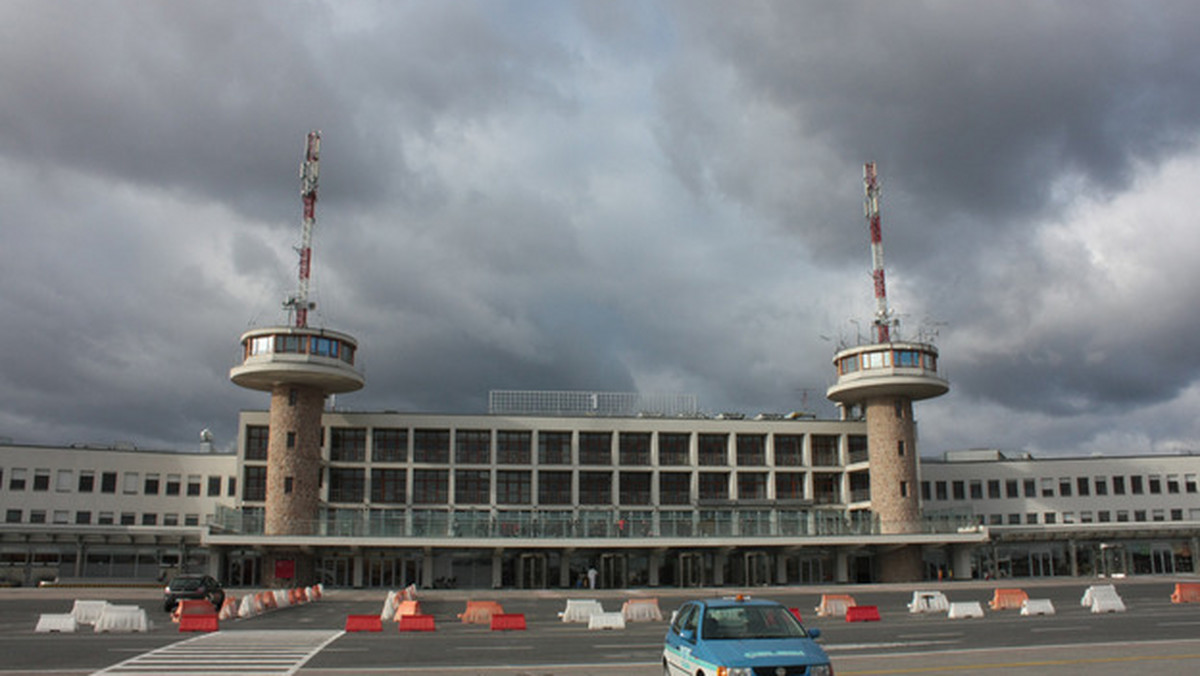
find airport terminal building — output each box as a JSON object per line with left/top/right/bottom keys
{"left": 2, "top": 404, "right": 1197, "bottom": 589}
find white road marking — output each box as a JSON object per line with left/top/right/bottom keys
{"left": 90, "top": 629, "right": 344, "bottom": 676}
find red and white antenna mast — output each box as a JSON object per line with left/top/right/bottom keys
{"left": 864, "top": 162, "right": 894, "bottom": 343}
{"left": 286, "top": 131, "right": 321, "bottom": 327}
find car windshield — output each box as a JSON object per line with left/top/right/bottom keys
{"left": 701, "top": 606, "right": 807, "bottom": 640}
{"left": 169, "top": 577, "right": 205, "bottom": 591}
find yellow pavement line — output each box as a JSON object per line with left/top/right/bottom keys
{"left": 839, "top": 653, "right": 1200, "bottom": 675}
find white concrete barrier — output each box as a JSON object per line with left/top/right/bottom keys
{"left": 93, "top": 605, "right": 148, "bottom": 633}
{"left": 947, "top": 601, "right": 985, "bottom": 619}
{"left": 1081, "top": 584, "right": 1117, "bottom": 607}
{"left": 35, "top": 614, "right": 78, "bottom": 633}
{"left": 1089, "top": 589, "right": 1126, "bottom": 614}
{"left": 238, "top": 594, "right": 262, "bottom": 618}
{"left": 588, "top": 611, "right": 626, "bottom": 630}
{"left": 381, "top": 590, "right": 399, "bottom": 621}
{"left": 622, "top": 598, "right": 663, "bottom": 622}
{"left": 1020, "top": 599, "right": 1056, "bottom": 616}
{"left": 70, "top": 600, "right": 109, "bottom": 625}
{"left": 908, "top": 591, "right": 950, "bottom": 614}
{"left": 560, "top": 599, "right": 604, "bottom": 622}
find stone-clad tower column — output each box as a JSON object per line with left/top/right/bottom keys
{"left": 828, "top": 342, "right": 947, "bottom": 582}
{"left": 231, "top": 327, "right": 364, "bottom": 585}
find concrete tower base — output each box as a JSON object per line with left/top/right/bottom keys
{"left": 877, "top": 545, "right": 924, "bottom": 583}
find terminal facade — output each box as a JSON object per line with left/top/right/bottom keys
{"left": 2, "top": 414, "right": 1197, "bottom": 588}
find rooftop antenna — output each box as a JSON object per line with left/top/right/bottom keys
{"left": 864, "top": 162, "right": 896, "bottom": 343}
{"left": 285, "top": 131, "right": 321, "bottom": 327}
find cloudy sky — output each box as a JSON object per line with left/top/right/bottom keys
{"left": 3, "top": 0, "right": 1200, "bottom": 458}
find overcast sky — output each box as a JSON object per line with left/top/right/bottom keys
{"left": 3, "top": 0, "right": 1200, "bottom": 458}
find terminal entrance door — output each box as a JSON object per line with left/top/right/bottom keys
{"left": 1152, "top": 546, "right": 1175, "bottom": 574}
{"left": 520, "top": 553, "right": 547, "bottom": 589}
{"left": 318, "top": 556, "right": 352, "bottom": 587}
{"left": 743, "top": 551, "right": 771, "bottom": 586}
{"left": 1028, "top": 550, "right": 1054, "bottom": 577}
{"left": 600, "top": 553, "right": 627, "bottom": 589}
{"left": 679, "top": 552, "right": 704, "bottom": 587}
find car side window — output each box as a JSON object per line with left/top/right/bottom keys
{"left": 671, "top": 603, "right": 698, "bottom": 636}
{"left": 681, "top": 604, "right": 699, "bottom": 634}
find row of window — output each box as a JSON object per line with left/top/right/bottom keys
{"left": 244, "top": 333, "right": 356, "bottom": 365}
{"left": 242, "top": 467, "right": 841, "bottom": 506}
{"left": 0, "top": 468, "right": 235, "bottom": 498}
{"left": 837, "top": 348, "right": 938, "bottom": 375}
{"left": 983, "top": 507, "right": 1200, "bottom": 526}
{"left": 3, "top": 509, "right": 202, "bottom": 527}
{"left": 246, "top": 426, "right": 862, "bottom": 467}
{"left": 922, "top": 474, "right": 1200, "bottom": 502}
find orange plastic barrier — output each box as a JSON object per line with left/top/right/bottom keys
{"left": 1172, "top": 583, "right": 1200, "bottom": 604}
{"left": 988, "top": 588, "right": 1028, "bottom": 610}
{"left": 172, "top": 599, "right": 214, "bottom": 624}
{"left": 458, "top": 601, "right": 504, "bottom": 624}
{"left": 789, "top": 608, "right": 803, "bottom": 622}
{"left": 178, "top": 612, "right": 219, "bottom": 632}
{"left": 259, "top": 591, "right": 278, "bottom": 610}
{"left": 815, "top": 594, "right": 856, "bottom": 617}
{"left": 846, "top": 605, "right": 881, "bottom": 622}
{"left": 345, "top": 614, "right": 383, "bottom": 632}
{"left": 394, "top": 600, "right": 421, "bottom": 619}
{"left": 398, "top": 614, "right": 437, "bottom": 632}
{"left": 309, "top": 585, "right": 322, "bottom": 600}
{"left": 490, "top": 613, "right": 527, "bottom": 631}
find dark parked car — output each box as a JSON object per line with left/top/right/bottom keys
{"left": 163, "top": 574, "right": 224, "bottom": 612}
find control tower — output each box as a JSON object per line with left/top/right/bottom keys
{"left": 230, "top": 132, "right": 364, "bottom": 585}
{"left": 826, "top": 163, "right": 948, "bottom": 582}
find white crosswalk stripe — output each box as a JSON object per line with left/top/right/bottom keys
{"left": 91, "top": 629, "right": 344, "bottom": 676}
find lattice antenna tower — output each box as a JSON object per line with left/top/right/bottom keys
{"left": 864, "top": 162, "right": 897, "bottom": 343}
{"left": 285, "top": 131, "right": 321, "bottom": 327}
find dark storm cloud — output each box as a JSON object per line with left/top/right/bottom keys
{"left": 2, "top": 0, "right": 1200, "bottom": 457}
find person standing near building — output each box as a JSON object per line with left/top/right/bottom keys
{"left": 587, "top": 565, "right": 598, "bottom": 589}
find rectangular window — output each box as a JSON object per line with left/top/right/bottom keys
{"left": 78, "top": 470, "right": 95, "bottom": 493}
{"left": 330, "top": 427, "right": 368, "bottom": 462}
{"left": 455, "top": 430, "right": 491, "bottom": 464}
{"left": 538, "top": 432, "right": 571, "bottom": 465}
{"left": 163, "top": 513, "right": 179, "bottom": 526}
{"left": 1005, "top": 479, "right": 1019, "bottom": 498}
{"left": 659, "top": 433, "right": 691, "bottom": 465}
{"left": 969, "top": 480, "right": 983, "bottom": 499}
{"left": 1007, "top": 514, "right": 1021, "bottom": 525}
{"left": 1098, "top": 510, "right": 1111, "bottom": 523}
{"left": 371, "top": 468, "right": 406, "bottom": 504}
{"left": 1023, "top": 478, "right": 1036, "bottom": 497}
{"left": 811, "top": 435, "right": 840, "bottom": 466}
{"left": 774, "top": 434, "right": 804, "bottom": 467}
{"left": 413, "top": 429, "right": 450, "bottom": 463}
{"left": 141, "top": 513, "right": 157, "bottom": 526}
{"left": 454, "top": 469, "right": 490, "bottom": 504}
{"left": 9, "top": 468, "right": 26, "bottom": 491}
{"left": 245, "top": 425, "right": 269, "bottom": 460}
{"left": 53, "top": 510, "right": 70, "bottom": 524}
{"left": 75, "top": 511, "right": 91, "bottom": 525}
{"left": 98, "top": 512, "right": 115, "bottom": 525}
{"left": 953, "top": 481, "right": 966, "bottom": 500}
{"left": 1186, "top": 474, "right": 1198, "bottom": 493}
{"left": 165, "top": 474, "right": 181, "bottom": 496}
{"left": 619, "top": 471, "right": 652, "bottom": 505}
{"left": 412, "top": 469, "right": 448, "bottom": 504}
{"left": 497, "top": 431, "right": 532, "bottom": 464}
{"left": 1058, "top": 478, "right": 1072, "bottom": 497}
{"left": 1094, "top": 477, "right": 1108, "bottom": 495}
{"left": 777, "top": 472, "right": 805, "bottom": 501}
{"left": 1040, "top": 478, "right": 1054, "bottom": 497}
{"left": 1112, "top": 476, "right": 1126, "bottom": 494}
{"left": 698, "top": 473, "right": 729, "bottom": 501}
{"left": 578, "top": 471, "right": 612, "bottom": 505}
{"left": 1148, "top": 475, "right": 1162, "bottom": 494}
{"left": 1077, "top": 477, "right": 1090, "bottom": 496}
{"left": 33, "top": 469, "right": 50, "bottom": 491}
{"left": 848, "top": 435, "right": 868, "bottom": 464}
{"left": 1131, "top": 476, "right": 1144, "bottom": 494}
{"left": 1043, "top": 512, "right": 1056, "bottom": 525}
{"left": 120, "top": 512, "right": 135, "bottom": 526}
{"left": 935, "top": 481, "right": 948, "bottom": 501}
{"left": 987, "top": 480, "right": 1001, "bottom": 499}
{"left": 735, "top": 435, "right": 766, "bottom": 466}
{"left": 660, "top": 472, "right": 691, "bottom": 505}
{"left": 698, "top": 434, "right": 728, "bottom": 466}
{"left": 1167, "top": 475, "right": 1180, "bottom": 494}
{"left": 184, "top": 514, "right": 199, "bottom": 526}
{"left": 243, "top": 466, "right": 267, "bottom": 501}
{"left": 184, "top": 475, "right": 202, "bottom": 497}
{"left": 227, "top": 477, "right": 236, "bottom": 496}
{"left": 29, "top": 510, "right": 45, "bottom": 524}
{"left": 101, "top": 472, "right": 117, "bottom": 494}
{"left": 495, "top": 470, "right": 531, "bottom": 505}
{"left": 144, "top": 473, "right": 160, "bottom": 495}
{"left": 5, "top": 510, "right": 20, "bottom": 523}
{"left": 123, "top": 472, "right": 139, "bottom": 494}
{"left": 619, "top": 433, "right": 652, "bottom": 466}
{"left": 328, "top": 468, "right": 365, "bottom": 503}
{"left": 207, "top": 476, "right": 222, "bottom": 496}
{"left": 372, "top": 428, "right": 408, "bottom": 462}
{"left": 538, "top": 471, "right": 572, "bottom": 505}
{"left": 1080, "top": 511, "right": 1093, "bottom": 523}
{"left": 56, "top": 470, "right": 73, "bottom": 492}
{"left": 737, "top": 472, "right": 768, "bottom": 500}
{"left": 579, "top": 432, "right": 612, "bottom": 465}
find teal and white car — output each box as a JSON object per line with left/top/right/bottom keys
{"left": 663, "top": 597, "right": 833, "bottom": 676}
